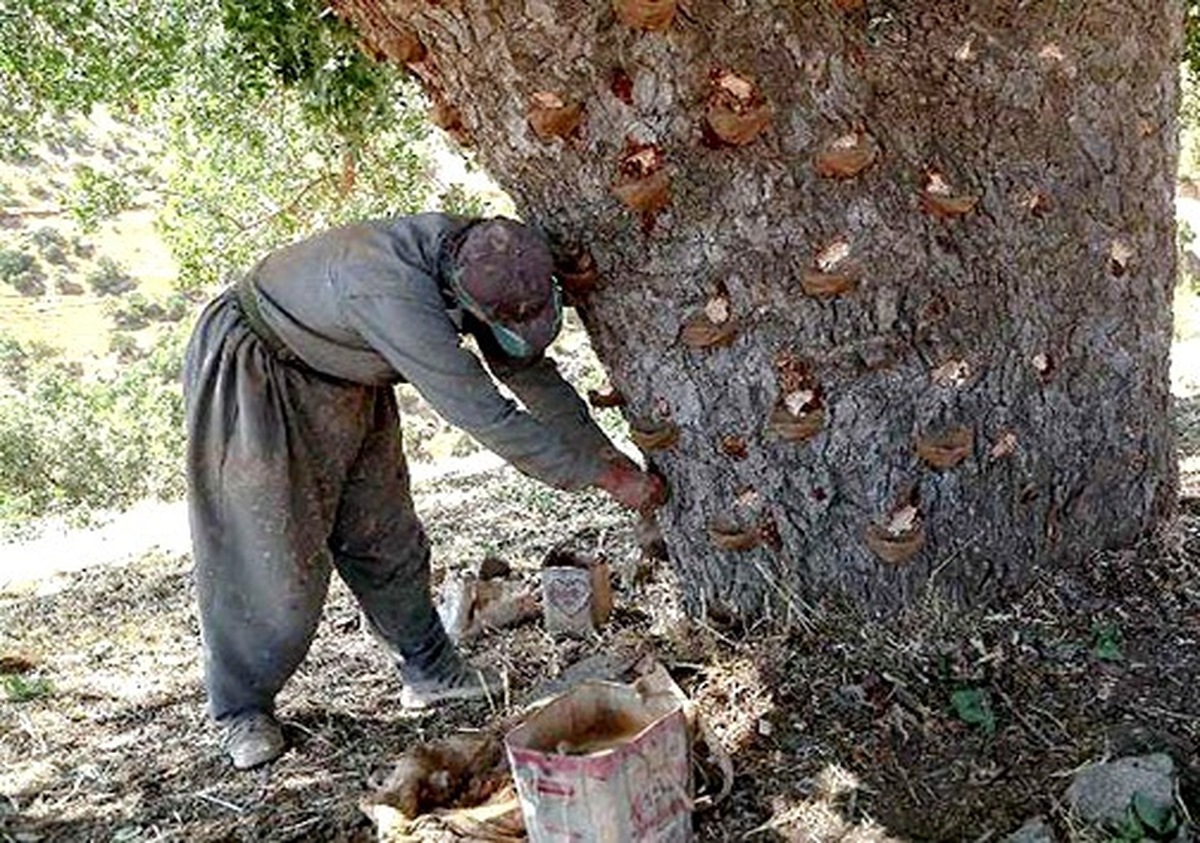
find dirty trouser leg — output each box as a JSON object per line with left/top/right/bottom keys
{"left": 327, "top": 388, "right": 458, "bottom": 685}
{"left": 183, "top": 291, "right": 374, "bottom": 721}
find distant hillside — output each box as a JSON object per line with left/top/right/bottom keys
{"left": 0, "top": 110, "right": 187, "bottom": 370}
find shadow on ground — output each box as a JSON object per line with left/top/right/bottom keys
{"left": 2, "top": 466, "right": 1198, "bottom": 841}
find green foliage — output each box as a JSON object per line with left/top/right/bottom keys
{"left": 1187, "top": 4, "right": 1200, "bottom": 82}
{"left": 68, "top": 164, "right": 135, "bottom": 231}
{"left": 1, "top": 673, "right": 53, "bottom": 702}
{"left": 0, "top": 247, "right": 37, "bottom": 281}
{"left": 30, "top": 226, "right": 70, "bottom": 265}
{"left": 0, "top": 330, "right": 187, "bottom": 531}
{"left": 1130, "top": 791, "right": 1178, "bottom": 837}
{"left": 0, "top": 1, "right": 190, "bottom": 156}
{"left": 1110, "top": 791, "right": 1180, "bottom": 842}
{"left": 86, "top": 256, "right": 137, "bottom": 296}
{"left": 949, "top": 687, "right": 996, "bottom": 735}
{"left": 1091, "top": 621, "right": 1125, "bottom": 662}
{"left": 106, "top": 291, "right": 188, "bottom": 330}
{"left": 0, "top": 246, "right": 46, "bottom": 296}
{"left": 219, "top": 0, "right": 399, "bottom": 143}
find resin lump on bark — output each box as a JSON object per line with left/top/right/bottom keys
{"left": 919, "top": 170, "right": 978, "bottom": 218}
{"left": 801, "top": 236, "right": 859, "bottom": 298}
{"left": 814, "top": 130, "right": 878, "bottom": 179}
{"left": 527, "top": 92, "right": 584, "bottom": 143}
{"left": 681, "top": 291, "right": 738, "bottom": 349}
{"left": 704, "top": 69, "right": 772, "bottom": 147}
{"left": 613, "top": 0, "right": 676, "bottom": 31}
{"left": 866, "top": 499, "right": 925, "bottom": 565}
{"left": 915, "top": 427, "right": 974, "bottom": 469}
{"left": 612, "top": 141, "right": 671, "bottom": 213}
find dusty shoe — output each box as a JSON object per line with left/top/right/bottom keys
{"left": 400, "top": 661, "right": 504, "bottom": 710}
{"left": 221, "top": 711, "right": 286, "bottom": 770}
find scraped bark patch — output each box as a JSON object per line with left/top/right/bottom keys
{"left": 919, "top": 170, "right": 978, "bottom": 218}
{"left": 916, "top": 427, "right": 974, "bottom": 469}
{"left": 612, "top": 141, "right": 670, "bottom": 213}
{"left": 528, "top": 92, "right": 584, "bottom": 142}
{"left": 630, "top": 420, "right": 680, "bottom": 451}
{"left": 587, "top": 385, "right": 626, "bottom": 409}
{"left": 681, "top": 292, "right": 738, "bottom": 348}
{"left": 814, "top": 131, "right": 878, "bottom": 179}
{"left": 704, "top": 69, "right": 772, "bottom": 146}
{"left": 613, "top": 0, "right": 676, "bottom": 31}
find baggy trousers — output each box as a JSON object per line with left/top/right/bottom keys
{"left": 182, "top": 290, "right": 456, "bottom": 722}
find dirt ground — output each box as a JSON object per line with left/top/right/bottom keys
{"left": 1, "top": 447, "right": 1198, "bottom": 842}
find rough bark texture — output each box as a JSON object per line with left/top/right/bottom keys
{"left": 336, "top": 0, "right": 1180, "bottom": 618}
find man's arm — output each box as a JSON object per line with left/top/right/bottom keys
{"left": 486, "top": 354, "right": 616, "bottom": 460}
{"left": 343, "top": 288, "right": 608, "bottom": 491}
{"left": 485, "top": 352, "right": 666, "bottom": 512}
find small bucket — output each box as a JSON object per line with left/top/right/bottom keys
{"left": 505, "top": 678, "right": 692, "bottom": 842}
{"left": 541, "top": 551, "right": 612, "bottom": 636}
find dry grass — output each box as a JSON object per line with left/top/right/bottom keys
{"left": 1, "top": 458, "right": 1198, "bottom": 842}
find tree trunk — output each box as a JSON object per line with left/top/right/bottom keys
{"left": 336, "top": 0, "right": 1180, "bottom": 618}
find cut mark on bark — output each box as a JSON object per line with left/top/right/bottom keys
{"left": 356, "top": 23, "right": 426, "bottom": 66}
{"left": 1109, "top": 239, "right": 1133, "bottom": 276}
{"left": 931, "top": 359, "right": 971, "bottom": 388}
{"left": 866, "top": 500, "right": 925, "bottom": 565}
{"left": 704, "top": 69, "right": 771, "bottom": 147}
{"left": 768, "top": 403, "right": 825, "bottom": 443}
{"left": 801, "top": 236, "right": 859, "bottom": 298}
{"left": 630, "top": 420, "right": 680, "bottom": 452}
{"left": 720, "top": 435, "right": 749, "bottom": 460}
{"left": 916, "top": 427, "right": 974, "bottom": 469}
{"left": 610, "top": 67, "right": 635, "bottom": 105}
{"left": 989, "top": 430, "right": 1017, "bottom": 460}
{"left": 555, "top": 245, "right": 599, "bottom": 301}
{"left": 429, "top": 97, "right": 471, "bottom": 146}
{"left": 768, "top": 354, "right": 825, "bottom": 442}
{"left": 528, "top": 92, "right": 584, "bottom": 143}
{"left": 865, "top": 522, "right": 925, "bottom": 566}
{"left": 708, "top": 520, "right": 761, "bottom": 552}
{"left": 814, "top": 131, "right": 878, "bottom": 179}
{"left": 613, "top": 0, "right": 676, "bottom": 31}
{"left": 612, "top": 141, "right": 671, "bottom": 214}
{"left": 919, "top": 169, "right": 977, "bottom": 219}
{"left": 801, "top": 269, "right": 857, "bottom": 298}
{"left": 1031, "top": 351, "right": 1054, "bottom": 380}
{"left": 587, "top": 385, "right": 626, "bottom": 409}
{"left": 681, "top": 292, "right": 737, "bottom": 349}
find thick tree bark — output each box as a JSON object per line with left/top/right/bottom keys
{"left": 336, "top": 0, "right": 1180, "bottom": 618}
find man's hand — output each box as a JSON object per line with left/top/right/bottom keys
{"left": 596, "top": 459, "right": 668, "bottom": 512}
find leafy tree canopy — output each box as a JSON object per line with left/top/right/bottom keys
{"left": 0, "top": 0, "right": 464, "bottom": 290}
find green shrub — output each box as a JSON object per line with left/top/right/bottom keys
{"left": 72, "top": 236, "right": 95, "bottom": 260}
{"left": 86, "top": 257, "right": 137, "bottom": 296}
{"left": 54, "top": 275, "right": 85, "bottom": 295}
{"left": 0, "top": 247, "right": 46, "bottom": 296}
{"left": 108, "top": 293, "right": 153, "bottom": 330}
{"left": 0, "top": 247, "right": 36, "bottom": 280}
{"left": 0, "top": 329, "right": 187, "bottom": 532}
{"left": 30, "top": 227, "right": 70, "bottom": 266}
{"left": 69, "top": 164, "right": 134, "bottom": 232}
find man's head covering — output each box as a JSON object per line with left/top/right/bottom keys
{"left": 449, "top": 218, "right": 562, "bottom": 359}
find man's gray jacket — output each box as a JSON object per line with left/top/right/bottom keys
{"left": 245, "top": 212, "right": 610, "bottom": 490}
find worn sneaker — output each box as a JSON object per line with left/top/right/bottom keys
{"left": 400, "top": 661, "right": 504, "bottom": 710}
{"left": 221, "top": 711, "right": 286, "bottom": 770}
